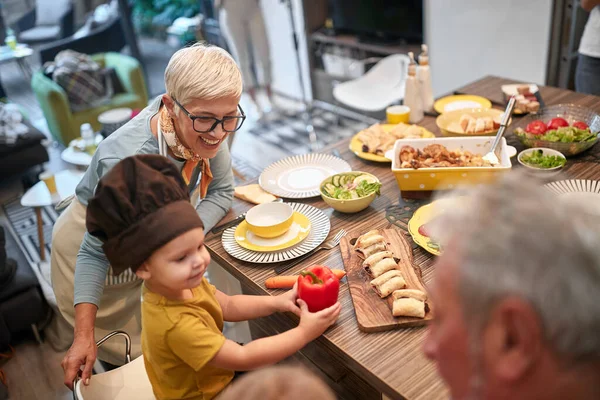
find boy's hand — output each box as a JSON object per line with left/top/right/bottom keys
{"left": 275, "top": 283, "right": 301, "bottom": 316}
{"left": 297, "top": 299, "right": 341, "bottom": 341}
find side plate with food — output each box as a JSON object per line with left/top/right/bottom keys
{"left": 350, "top": 123, "right": 435, "bottom": 162}
{"left": 407, "top": 196, "right": 469, "bottom": 256}
{"left": 501, "top": 84, "right": 542, "bottom": 114}
{"left": 436, "top": 108, "right": 509, "bottom": 137}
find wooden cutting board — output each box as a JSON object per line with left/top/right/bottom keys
{"left": 340, "top": 228, "right": 434, "bottom": 332}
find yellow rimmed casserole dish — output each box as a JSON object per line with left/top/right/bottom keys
{"left": 387, "top": 137, "right": 517, "bottom": 192}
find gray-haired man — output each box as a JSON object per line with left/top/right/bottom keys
{"left": 423, "top": 173, "right": 600, "bottom": 400}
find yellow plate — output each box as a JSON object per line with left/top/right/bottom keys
{"left": 433, "top": 95, "right": 492, "bottom": 114}
{"left": 349, "top": 124, "right": 436, "bottom": 163}
{"left": 408, "top": 202, "right": 442, "bottom": 256}
{"left": 234, "top": 211, "right": 311, "bottom": 252}
{"left": 407, "top": 199, "right": 453, "bottom": 256}
{"left": 407, "top": 197, "right": 470, "bottom": 256}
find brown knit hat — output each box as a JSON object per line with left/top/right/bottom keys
{"left": 86, "top": 154, "right": 204, "bottom": 275}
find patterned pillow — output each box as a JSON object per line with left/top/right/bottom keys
{"left": 48, "top": 50, "right": 112, "bottom": 112}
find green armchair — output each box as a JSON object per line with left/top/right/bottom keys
{"left": 31, "top": 52, "right": 149, "bottom": 146}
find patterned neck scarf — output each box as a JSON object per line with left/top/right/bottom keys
{"left": 159, "top": 106, "right": 213, "bottom": 199}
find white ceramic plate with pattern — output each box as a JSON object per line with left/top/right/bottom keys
{"left": 222, "top": 203, "right": 331, "bottom": 263}
{"left": 259, "top": 153, "right": 351, "bottom": 198}
{"left": 544, "top": 179, "right": 600, "bottom": 217}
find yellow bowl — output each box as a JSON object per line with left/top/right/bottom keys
{"left": 436, "top": 108, "right": 511, "bottom": 137}
{"left": 245, "top": 202, "right": 294, "bottom": 238}
{"left": 320, "top": 172, "right": 380, "bottom": 213}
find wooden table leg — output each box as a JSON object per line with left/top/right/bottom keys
{"left": 35, "top": 207, "right": 45, "bottom": 262}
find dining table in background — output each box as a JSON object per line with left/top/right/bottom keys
{"left": 204, "top": 76, "right": 600, "bottom": 400}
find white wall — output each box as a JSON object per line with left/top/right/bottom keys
{"left": 425, "top": 0, "right": 553, "bottom": 97}
{"left": 258, "top": 0, "right": 553, "bottom": 103}
{"left": 260, "top": 0, "right": 312, "bottom": 100}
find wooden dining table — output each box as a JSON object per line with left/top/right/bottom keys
{"left": 205, "top": 76, "right": 600, "bottom": 400}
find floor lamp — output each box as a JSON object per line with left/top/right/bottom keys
{"left": 282, "top": 0, "right": 318, "bottom": 150}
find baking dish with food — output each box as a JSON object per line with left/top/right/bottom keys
{"left": 388, "top": 137, "right": 517, "bottom": 191}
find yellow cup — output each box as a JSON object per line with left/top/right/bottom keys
{"left": 5, "top": 38, "right": 17, "bottom": 51}
{"left": 386, "top": 105, "right": 410, "bottom": 124}
{"left": 39, "top": 171, "right": 57, "bottom": 194}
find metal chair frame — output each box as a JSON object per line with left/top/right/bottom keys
{"left": 72, "top": 330, "right": 132, "bottom": 400}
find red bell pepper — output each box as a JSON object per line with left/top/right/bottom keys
{"left": 297, "top": 265, "right": 340, "bottom": 312}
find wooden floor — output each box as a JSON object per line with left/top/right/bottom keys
{"left": 1, "top": 340, "right": 71, "bottom": 400}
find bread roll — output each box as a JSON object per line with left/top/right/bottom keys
{"left": 392, "top": 297, "right": 426, "bottom": 318}
{"left": 392, "top": 289, "right": 427, "bottom": 302}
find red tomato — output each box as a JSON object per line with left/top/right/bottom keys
{"left": 573, "top": 121, "right": 589, "bottom": 130}
{"left": 547, "top": 117, "right": 569, "bottom": 130}
{"left": 418, "top": 224, "right": 430, "bottom": 238}
{"left": 525, "top": 120, "right": 547, "bottom": 135}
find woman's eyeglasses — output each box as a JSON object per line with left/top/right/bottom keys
{"left": 173, "top": 99, "right": 246, "bottom": 133}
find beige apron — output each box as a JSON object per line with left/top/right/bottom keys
{"left": 51, "top": 197, "right": 143, "bottom": 366}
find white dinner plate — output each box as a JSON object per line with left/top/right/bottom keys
{"left": 544, "top": 179, "right": 600, "bottom": 217}
{"left": 259, "top": 153, "right": 351, "bottom": 198}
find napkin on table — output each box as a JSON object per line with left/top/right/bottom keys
{"left": 234, "top": 184, "right": 278, "bottom": 204}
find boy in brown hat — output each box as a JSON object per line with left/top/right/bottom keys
{"left": 86, "top": 155, "right": 341, "bottom": 400}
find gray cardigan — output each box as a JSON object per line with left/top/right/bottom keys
{"left": 73, "top": 97, "right": 234, "bottom": 306}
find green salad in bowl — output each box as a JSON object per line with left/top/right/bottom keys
{"left": 519, "top": 149, "right": 566, "bottom": 168}
{"left": 518, "top": 148, "right": 566, "bottom": 177}
{"left": 513, "top": 104, "right": 600, "bottom": 156}
{"left": 321, "top": 172, "right": 382, "bottom": 213}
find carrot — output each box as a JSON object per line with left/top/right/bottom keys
{"left": 265, "top": 269, "right": 346, "bottom": 289}
{"left": 265, "top": 276, "right": 297, "bottom": 289}
{"left": 332, "top": 269, "right": 346, "bottom": 281}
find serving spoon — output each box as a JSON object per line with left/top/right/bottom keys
{"left": 483, "top": 96, "right": 516, "bottom": 166}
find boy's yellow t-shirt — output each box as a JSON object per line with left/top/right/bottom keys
{"left": 141, "top": 278, "right": 234, "bottom": 400}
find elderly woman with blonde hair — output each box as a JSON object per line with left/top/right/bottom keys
{"left": 51, "top": 43, "right": 245, "bottom": 389}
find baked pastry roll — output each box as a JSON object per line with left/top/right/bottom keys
{"left": 363, "top": 251, "right": 394, "bottom": 269}
{"left": 354, "top": 231, "right": 387, "bottom": 258}
{"left": 370, "top": 270, "right": 406, "bottom": 298}
{"left": 361, "top": 242, "right": 387, "bottom": 259}
{"left": 354, "top": 231, "right": 383, "bottom": 249}
{"left": 390, "top": 122, "right": 409, "bottom": 138}
{"left": 392, "top": 297, "right": 426, "bottom": 318}
{"left": 404, "top": 124, "right": 422, "bottom": 138}
{"left": 366, "top": 256, "right": 397, "bottom": 278}
{"left": 392, "top": 289, "right": 427, "bottom": 302}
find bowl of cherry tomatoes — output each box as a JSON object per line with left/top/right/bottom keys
{"left": 513, "top": 104, "right": 600, "bottom": 156}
